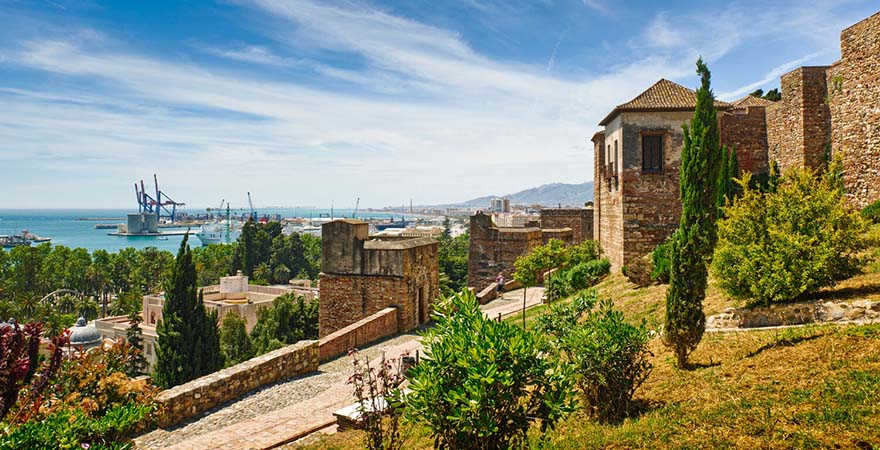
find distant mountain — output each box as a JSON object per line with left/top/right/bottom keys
{"left": 459, "top": 182, "right": 594, "bottom": 208}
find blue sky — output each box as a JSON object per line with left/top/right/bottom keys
{"left": 0, "top": 0, "right": 877, "bottom": 209}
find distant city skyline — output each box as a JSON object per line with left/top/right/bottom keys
{"left": 1, "top": 0, "right": 876, "bottom": 208}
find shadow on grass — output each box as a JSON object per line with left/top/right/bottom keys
{"left": 744, "top": 333, "right": 824, "bottom": 359}
{"left": 811, "top": 281, "right": 880, "bottom": 301}
{"left": 685, "top": 360, "right": 722, "bottom": 370}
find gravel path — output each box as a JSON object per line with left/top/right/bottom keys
{"left": 134, "top": 332, "right": 421, "bottom": 450}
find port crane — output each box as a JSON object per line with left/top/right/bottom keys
{"left": 247, "top": 192, "right": 257, "bottom": 220}
{"left": 352, "top": 197, "right": 360, "bottom": 219}
{"left": 134, "top": 174, "right": 185, "bottom": 222}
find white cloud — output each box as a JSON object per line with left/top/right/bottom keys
{"left": 2, "top": 0, "right": 873, "bottom": 208}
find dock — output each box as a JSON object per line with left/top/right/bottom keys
{"left": 107, "top": 229, "right": 194, "bottom": 237}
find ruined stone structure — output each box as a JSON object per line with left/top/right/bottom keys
{"left": 468, "top": 209, "right": 595, "bottom": 290}
{"left": 468, "top": 212, "right": 543, "bottom": 290}
{"left": 318, "top": 220, "right": 438, "bottom": 337}
{"left": 539, "top": 207, "right": 594, "bottom": 244}
{"left": 593, "top": 11, "right": 880, "bottom": 269}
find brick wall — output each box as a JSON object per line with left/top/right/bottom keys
{"left": 317, "top": 307, "right": 398, "bottom": 362}
{"left": 540, "top": 208, "right": 594, "bottom": 243}
{"left": 156, "top": 340, "right": 318, "bottom": 427}
{"left": 467, "top": 212, "right": 543, "bottom": 290}
{"left": 720, "top": 106, "right": 770, "bottom": 175}
{"left": 767, "top": 66, "right": 832, "bottom": 173}
{"left": 619, "top": 111, "right": 690, "bottom": 267}
{"left": 319, "top": 220, "right": 439, "bottom": 338}
{"left": 827, "top": 12, "right": 880, "bottom": 208}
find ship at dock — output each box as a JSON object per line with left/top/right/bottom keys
{"left": 195, "top": 221, "right": 241, "bottom": 245}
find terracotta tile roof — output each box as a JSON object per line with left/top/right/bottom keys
{"left": 599, "top": 79, "right": 732, "bottom": 125}
{"left": 730, "top": 95, "right": 776, "bottom": 109}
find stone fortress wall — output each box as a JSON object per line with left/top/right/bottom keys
{"left": 318, "top": 220, "right": 439, "bottom": 338}
{"left": 826, "top": 11, "right": 880, "bottom": 208}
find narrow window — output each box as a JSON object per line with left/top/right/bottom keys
{"left": 642, "top": 134, "right": 663, "bottom": 173}
{"left": 614, "top": 140, "right": 619, "bottom": 175}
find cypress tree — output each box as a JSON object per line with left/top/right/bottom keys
{"left": 124, "top": 309, "right": 148, "bottom": 377}
{"left": 155, "top": 235, "right": 222, "bottom": 388}
{"left": 664, "top": 58, "right": 723, "bottom": 368}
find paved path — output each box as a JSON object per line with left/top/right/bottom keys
{"left": 133, "top": 287, "right": 545, "bottom": 450}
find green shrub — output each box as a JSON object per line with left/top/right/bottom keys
{"left": 545, "top": 259, "right": 610, "bottom": 302}
{"left": 539, "top": 292, "right": 652, "bottom": 422}
{"left": 406, "top": 290, "right": 576, "bottom": 450}
{"left": 0, "top": 403, "right": 153, "bottom": 450}
{"left": 650, "top": 238, "right": 673, "bottom": 283}
{"left": 862, "top": 200, "right": 880, "bottom": 224}
{"left": 712, "top": 165, "right": 868, "bottom": 306}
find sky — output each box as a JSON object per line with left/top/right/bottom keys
{"left": 0, "top": 0, "right": 877, "bottom": 209}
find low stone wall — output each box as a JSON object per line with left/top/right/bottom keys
{"left": 318, "top": 307, "right": 399, "bottom": 362}
{"left": 156, "top": 340, "right": 319, "bottom": 427}
{"left": 707, "top": 300, "right": 880, "bottom": 329}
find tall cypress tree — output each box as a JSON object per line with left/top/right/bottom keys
{"left": 664, "top": 58, "right": 723, "bottom": 368}
{"left": 124, "top": 309, "right": 148, "bottom": 377}
{"left": 155, "top": 235, "right": 221, "bottom": 388}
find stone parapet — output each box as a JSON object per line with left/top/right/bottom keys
{"left": 318, "top": 307, "right": 399, "bottom": 362}
{"left": 156, "top": 340, "right": 319, "bottom": 427}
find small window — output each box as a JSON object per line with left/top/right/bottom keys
{"left": 614, "top": 140, "right": 619, "bottom": 175}
{"left": 642, "top": 134, "right": 663, "bottom": 173}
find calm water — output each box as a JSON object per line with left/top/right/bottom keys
{"left": 0, "top": 208, "right": 415, "bottom": 253}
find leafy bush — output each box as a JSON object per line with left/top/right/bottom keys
{"left": 220, "top": 312, "right": 253, "bottom": 367}
{"left": 250, "top": 293, "right": 318, "bottom": 355}
{"left": 545, "top": 259, "right": 610, "bottom": 302}
{"left": 650, "top": 238, "right": 673, "bottom": 283}
{"left": 539, "top": 292, "right": 653, "bottom": 422}
{"left": 0, "top": 403, "right": 154, "bottom": 450}
{"left": 46, "top": 340, "right": 159, "bottom": 420}
{"left": 712, "top": 166, "right": 868, "bottom": 305}
{"left": 862, "top": 200, "right": 880, "bottom": 224}
{"left": 406, "top": 290, "right": 575, "bottom": 450}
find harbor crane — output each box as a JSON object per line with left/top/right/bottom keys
{"left": 247, "top": 192, "right": 257, "bottom": 220}
{"left": 134, "top": 174, "right": 185, "bottom": 222}
{"left": 352, "top": 197, "right": 360, "bottom": 218}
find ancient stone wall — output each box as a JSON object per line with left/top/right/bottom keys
{"left": 592, "top": 132, "right": 605, "bottom": 253}
{"left": 827, "top": 12, "right": 880, "bottom": 208}
{"left": 720, "top": 106, "right": 770, "bottom": 175}
{"left": 467, "top": 212, "right": 543, "bottom": 290}
{"left": 156, "top": 340, "right": 318, "bottom": 427}
{"left": 618, "top": 111, "right": 690, "bottom": 267}
{"left": 595, "top": 121, "right": 625, "bottom": 269}
{"left": 319, "top": 220, "right": 438, "bottom": 337}
{"left": 539, "top": 208, "right": 594, "bottom": 243}
{"left": 318, "top": 307, "right": 398, "bottom": 362}
{"left": 766, "top": 66, "right": 831, "bottom": 173}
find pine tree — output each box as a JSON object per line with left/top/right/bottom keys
{"left": 664, "top": 58, "right": 723, "bottom": 368}
{"left": 124, "top": 309, "right": 148, "bottom": 377}
{"left": 154, "top": 235, "right": 222, "bottom": 388}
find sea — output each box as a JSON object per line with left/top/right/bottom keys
{"left": 0, "top": 208, "right": 416, "bottom": 253}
